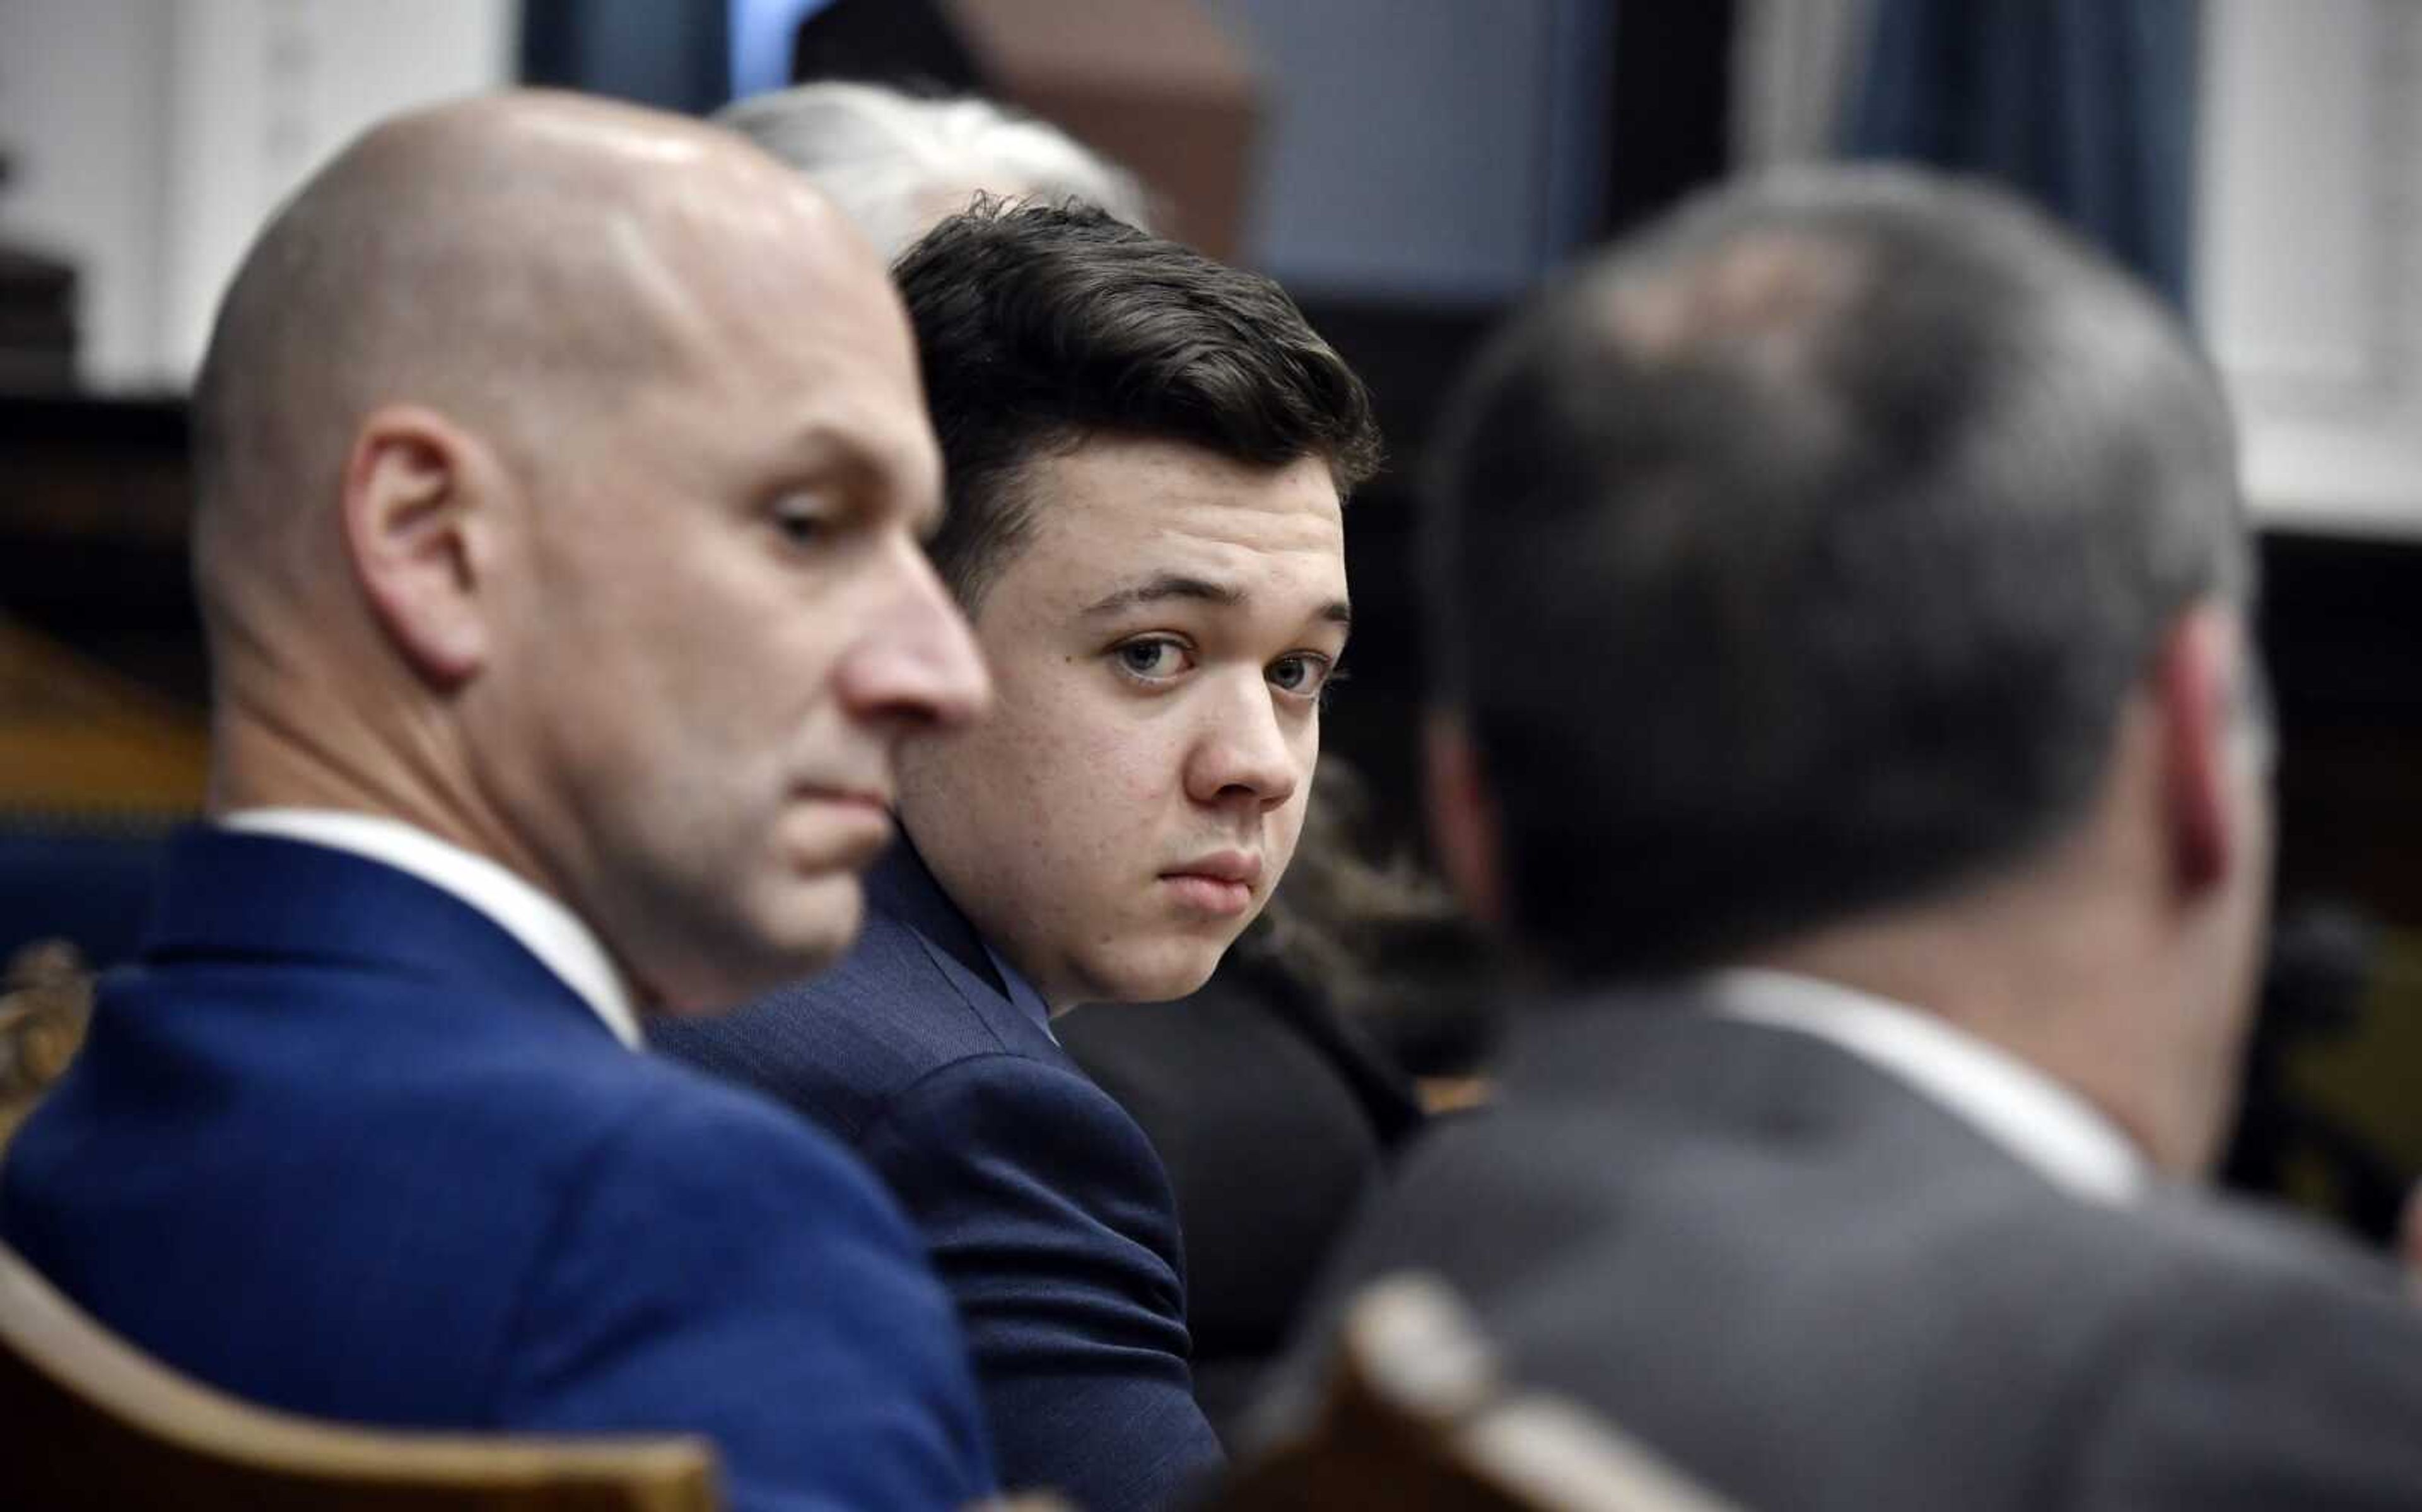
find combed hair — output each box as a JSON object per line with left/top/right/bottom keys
{"left": 715, "top": 81, "right": 1155, "bottom": 259}
{"left": 894, "top": 199, "right": 1383, "bottom": 610}
{"left": 1427, "top": 166, "right": 2250, "bottom": 980}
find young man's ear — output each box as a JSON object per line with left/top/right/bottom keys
{"left": 2153, "top": 604, "right": 2260, "bottom": 897}
{"left": 1424, "top": 709, "right": 1507, "bottom": 930}
{"left": 341, "top": 405, "right": 502, "bottom": 687}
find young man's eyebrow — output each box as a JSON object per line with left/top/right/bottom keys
{"left": 1079, "top": 574, "right": 1246, "bottom": 617}
{"left": 1079, "top": 575, "right": 1354, "bottom": 635}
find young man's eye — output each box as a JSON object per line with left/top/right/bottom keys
{"left": 1113, "top": 637, "right": 1193, "bottom": 681}
{"left": 1268, "top": 653, "right": 1337, "bottom": 699}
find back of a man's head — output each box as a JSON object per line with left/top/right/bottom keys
{"left": 1429, "top": 167, "right": 2250, "bottom": 982}
{"left": 892, "top": 199, "right": 1381, "bottom": 614}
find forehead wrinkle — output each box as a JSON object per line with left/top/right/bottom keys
{"left": 1006, "top": 445, "right": 1347, "bottom": 631}
{"left": 1081, "top": 573, "right": 1244, "bottom": 617}
{"left": 1079, "top": 573, "right": 1350, "bottom": 651}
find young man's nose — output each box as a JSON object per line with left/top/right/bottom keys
{"left": 1183, "top": 674, "right": 1302, "bottom": 811}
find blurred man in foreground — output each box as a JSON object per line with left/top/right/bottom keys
{"left": 0, "top": 92, "right": 997, "bottom": 1510}
{"left": 1282, "top": 167, "right": 2422, "bottom": 1507}
{"left": 660, "top": 199, "right": 1380, "bottom": 1510}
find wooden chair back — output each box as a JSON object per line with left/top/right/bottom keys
{"left": 0, "top": 938, "right": 91, "bottom": 1149}
{"left": 0, "top": 1240, "right": 720, "bottom": 1510}
{"left": 1207, "top": 1272, "right": 1736, "bottom": 1512}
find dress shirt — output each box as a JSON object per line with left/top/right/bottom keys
{"left": 219, "top": 808, "right": 641, "bottom": 1049}
{"left": 1706, "top": 967, "right": 2144, "bottom": 1204}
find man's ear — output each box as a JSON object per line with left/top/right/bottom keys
{"left": 1424, "top": 709, "right": 1507, "bottom": 929}
{"left": 341, "top": 405, "right": 500, "bottom": 687}
{"left": 2153, "top": 605, "right": 2250, "bottom": 896}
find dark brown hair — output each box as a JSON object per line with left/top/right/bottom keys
{"left": 893, "top": 198, "right": 1382, "bottom": 610}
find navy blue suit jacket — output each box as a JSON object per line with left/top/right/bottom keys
{"left": 657, "top": 843, "right": 1222, "bottom": 1511}
{"left": 0, "top": 829, "right": 995, "bottom": 1512}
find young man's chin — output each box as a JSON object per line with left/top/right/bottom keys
{"left": 1087, "top": 939, "right": 1230, "bottom": 1008}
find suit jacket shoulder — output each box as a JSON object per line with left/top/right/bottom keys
{"left": 653, "top": 888, "right": 1054, "bottom": 1141}
{"left": 0, "top": 829, "right": 994, "bottom": 1512}
{"left": 1056, "top": 969, "right": 1424, "bottom": 1436}
{"left": 657, "top": 842, "right": 1224, "bottom": 1509}
{"left": 1296, "top": 992, "right": 2422, "bottom": 1511}
{"left": 498, "top": 1062, "right": 997, "bottom": 1509}
{"left": 2057, "top": 1190, "right": 2422, "bottom": 1510}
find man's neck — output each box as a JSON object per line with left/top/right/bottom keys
{"left": 1705, "top": 966, "right": 2147, "bottom": 1203}
{"left": 209, "top": 695, "right": 554, "bottom": 902}
{"left": 1746, "top": 874, "right": 2185, "bottom": 1177}
{"left": 214, "top": 806, "right": 643, "bottom": 1047}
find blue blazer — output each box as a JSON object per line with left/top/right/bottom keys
{"left": 0, "top": 828, "right": 995, "bottom": 1512}
{"left": 657, "top": 843, "right": 1222, "bottom": 1511}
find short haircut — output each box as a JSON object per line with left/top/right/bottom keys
{"left": 894, "top": 199, "right": 1383, "bottom": 610}
{"left": 1427, "top": 166, "right": 2250, "bottom": 980}
{"left": 715, "top": 82, "right": 1154, "bottom": 259}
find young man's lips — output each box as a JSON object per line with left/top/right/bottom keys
{"left": 1159, "top": 852, "right": 1263, "bottom": 917}
{"left": 1160, "top": 874, "right": 1255, "bottom": 916}
{"left": 1165, "top": 851, "right": 1263, "bottom": 887}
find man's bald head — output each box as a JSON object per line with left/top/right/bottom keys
{"left": 190, "top": 90, "right": 882, "bottom": 627}
{"left": 192, "top": 88, "right": 985, "bottom": 1009}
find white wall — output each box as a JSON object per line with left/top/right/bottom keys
{"left": 0, "top": 0, "right": 516, "bottom": 393}
{"left": 2198, "top": 0, "right": 2422, "bottom": 538}
{"left": 0, "top": 0, "right": 175, "bottom": 391}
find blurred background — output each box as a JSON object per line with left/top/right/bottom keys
{"left": 2, "top": 0, "right": 2418, "bottom": 1239}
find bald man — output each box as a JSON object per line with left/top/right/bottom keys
{"left": 0, "top": 93, "right": 997, "bottom": 1509}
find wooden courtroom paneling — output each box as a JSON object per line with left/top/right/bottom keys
{"left": 0, "top": 616, "right": 206, "bottom": 815}
{"left": 1, "top": 394, "right": 206, "bottom": 817}
{"left": 951, "top": 0, "right": 1258, "bottom": 260}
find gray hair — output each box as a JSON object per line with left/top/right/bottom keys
{"left": 714, "top": 81, "right": 1154, "bottom": 259}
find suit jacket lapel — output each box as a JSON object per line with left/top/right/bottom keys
{"left": 865, "top": 837, "right": 1064, "bottom": 1048}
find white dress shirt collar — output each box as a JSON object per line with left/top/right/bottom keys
{"left": 1704, "top": 967, "right": 2145, "bottom": 1205}
{"left": 218, "top": 808, "right": 643, "bottom": 1050}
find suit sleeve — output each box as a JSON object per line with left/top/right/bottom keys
{"left": 858, "top": 1050, "right": 1226, "bottom": 1511}
{"left": 494, "top": 1085, "right": 998, "bottom": 1512}
{"left": 2069, "top": 1235, "right": 2422, "bottom": 1509}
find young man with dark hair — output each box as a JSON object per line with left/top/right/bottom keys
{"left": 1276, "top": 166, "right": 2422, "bottom": 1508}
{"left": 660, "top": 202, "right": 1379, "bottom": 1511}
